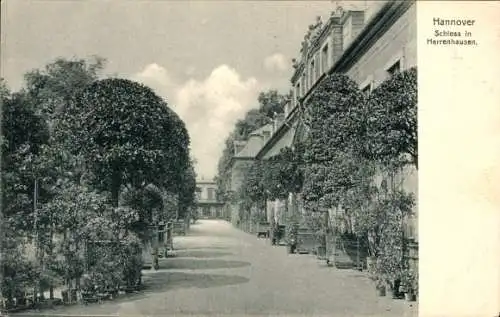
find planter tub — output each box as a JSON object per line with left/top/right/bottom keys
{"left": 377, "top": 286, "right": 386, "bottom": 297}
{"left": 366, "top": 256, "right": 376, "bottom": 272}
{"left": 405, "top": 292, "right": 416, "bottom": 301}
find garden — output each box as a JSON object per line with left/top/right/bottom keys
{"left": 1, "top": 57, "right": 197, "bottom": 312}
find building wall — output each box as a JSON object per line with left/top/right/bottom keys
{"left": 342, "top": 2, "right": 418, "bottom": 240}
{"left": 264, "top": 2, "right": 418, "bottom": 242}
{"left": 230, "top": 159, "right": 253, "bottom": 194}
{"left": 345, "top": 3, "right": 416, "bottom": 89}
{"left": 196, "top": 181, "right": 225, "bottom": 219}
{"left": 197, "top": 204, "right": 223, "bottom": 218}
{"left": 196, "top": 181, "right": 218, "bottom": 203}
{"left": 261, "top": 118, "right": 299, "bottom": 159}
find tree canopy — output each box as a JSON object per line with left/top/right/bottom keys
{"left": 301, "top": 73, "right": 367, "bottom": 210}
{"left": 65, "top": 78, "right": 190, "bottom": 205}
{"left": 365, "top": 67, "right": 417, "bottom": 168}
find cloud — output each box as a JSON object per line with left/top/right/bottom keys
{"left": 132, "top": 63, "right": 176, "bottom": 102}
{"left": 175, "top": 65, "right": 259, "bottom": 178}
{"left": 263, "top": 53, "right": 289, "bottom": 72}
{"left": 133, "top": 63, "right": 260, "bottom": 179}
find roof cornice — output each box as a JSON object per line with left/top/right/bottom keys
{"left": 255, "top": 105, "right": 299, "bottom": 160}
{"left": 329, "top": 0, "right": 413, "bottom": 74}
{"left": 257, "top": 1, "right": 415, "bottom": 161}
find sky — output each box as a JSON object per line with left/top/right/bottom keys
{"left": 1, "top": 0, "right": 368, "bottom": 180}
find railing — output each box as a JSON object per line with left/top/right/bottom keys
{"left": 296, "top": 227, "right": 317, "bottom": 254}
{"left": 172, "top": 220, "right": 186, "bottom": 236}
{"left": 165, "top": 222, "right": 174, "bottom": 251}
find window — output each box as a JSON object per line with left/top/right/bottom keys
{"left": 295, "top": 82, "right": 301, "bottom": 100}
{"left": 301, "top": 74, "right": 306, "bottom": 95}
{"left": 207, "top": 188, "right": 215, "bottom": 200}
{"left": 310, "top": 60, "right": 315, "bottom": 87}
{"left": 321, "top": 44, "right": 329, "bottom": 73}
{"left": 387, "top": 60, "right": 401, "bottom": 76}
{"left": 342, "top": 16, "right": 352, "bottom": 50}
{"left": 315, "top": 55, "right": 320, "bottom": 78}
{"left": 203, "top": 206, "right": 210, "bottom": 217}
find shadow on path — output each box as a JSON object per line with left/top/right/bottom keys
{"left": 174, "top": 246, "right": 230, "bottom": 251}
{"left": 103, "top": 272, "right": 249, "bottom": 304}
{"left": 15, "top": 272, "right": 250, "bottom": 315}
{"left": 159, "top": 258, "right": 250, "bottom": 270}
{"left": 173, "top": 250, "right": 234, "bottom": 258}
{"left": 143, "top": 271, "right": 249, "bottom": 292}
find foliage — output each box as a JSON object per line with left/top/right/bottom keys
{"left": 215, "top": 89, "right": 287, "bottom": 204}
{"left": 399, "top": 267, "right": 417, "bottom": 293}
{"left": 1, "top": 90, "right": 50, "bottom": 245}
{"left": 365, "top": 67, "right": 418, "bottom": 168}
{"left": 1, "top": 56, "right": 195, "bottom": 303}
{"left": 301, "top": 73, "right": 367, "bottom": 220}
{"left": 64, "top": 78, "right": 190, "bottom": 205}
{"left": 257, "top": 90, "right": 286, "bottom": 119}
{"left": 263, "top": 145, "right": 305, "bottom": 201}
{"left": 215, "top": 134, "right": 236, "bottom": 203}
{"left": 234, "top": 109, "right": 271, "bottom": 140}
{"left": 372, "top": 189, "right": 415, "bottom": 283}
{"left": 1, "top": 58, "right": 111, "bottom": 300}
{"left": 23, "top": 56, "right": 106, "bottom": 123}
{"left": 83, "top": 234, "right": 142, "bottom": 291}
{"left": 177, "top": 159, "right": 197, "bottom": 219}
{"left": 297, "top": 69, "right": 418, "bottom": 289}
{"left": 238, "top": 161, "right": 266, "bottom": 211}
{"left": 302, "top": 73, "right": 367, "bottom": 161}
{"left": 1, "top": 221, "right": 37, "bottom": 301}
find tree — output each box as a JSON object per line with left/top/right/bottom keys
{"left": 215, "top": 133, "right": 236, "bottom": 203}
{"left": 301, "top": 73, "right": 367, "bottom": 214}
{"left": 23, "top": 56, "right": 106, "bottom": 123}
{"left": 234, "top": 109, "right": 271, "bottom": 140}
{"left": 261, "top": 145, "right": 304, "bottom": 201}
{"left": 239, "top": 161, "right": 266, "bottom": 208}
{"left": 11, "top": 57, "right": 107, "bottom": 300}
{"left": 1, "top": 91, "right": 50, "bottom": 235}
{"left": 65, "top": 78, "right": 190, "bottom": 206}
{"left": 257, "top": 90, "right": 286, "bottom": 118}
{"left": 365, "top": 67, "right": 417, "bottom": 168}
{"left": 238, "top": 160, "right": 267, "bottom": 222}
{"left": 177, "top": 159, "right": 197, "bottom": 220}
{"left": 215, "top": 89, "right": 287, "bottom": 205}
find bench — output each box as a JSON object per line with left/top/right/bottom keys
{"left": 256, "top": 222, "right": 270, "bottom": 238}
{"left": 81, "top": 291, "right": 100, "bottom": 304}
{"left": 172, "top": 221, "right": 186, "bottom": 236}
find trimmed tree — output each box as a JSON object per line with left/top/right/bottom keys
{"left": 65, "top": 78, "right": 190, "bottom": 207}
{"left": 365, "top": 67, "right": 417, "bottom": 169}
{"left": 301, "top": 73, "right": 367, "bottom": 233}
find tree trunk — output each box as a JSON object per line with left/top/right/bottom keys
{"left": 39, "top": 253, "right": 45, "bottom": 301}
{"left": 290, "top": 192, "right": 297, "bottom": 222}
{"left": 111, "top": 170, "right": 121, "bottom": 207}
{"left": 49, "top": 217, "right": 55, "bottom": 300}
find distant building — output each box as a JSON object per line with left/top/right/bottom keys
{"left": 196, "top": 179, "right": 225, "bottom": 219}
{"left": 221, "top": 124, "right": 274, "bottom": 225}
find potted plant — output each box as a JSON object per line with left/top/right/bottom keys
{"left": 410, "top": 270, "right": 418, "bottom": 301}
{"left": 366, "top": 255, "right": 376, "bottom": 274}
{"left": 399, "top": 269, "right": 416, "bottom": 301}
{"left": 375, "top": 278, "right": 386, "bottom": 296}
